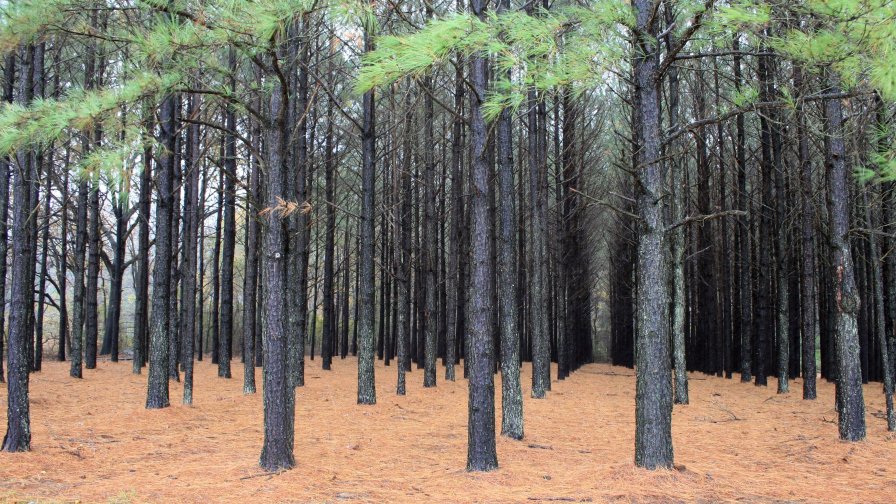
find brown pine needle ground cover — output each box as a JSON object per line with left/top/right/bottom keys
{"left": 1, "top": 358, "right": 895, "bottom": 503}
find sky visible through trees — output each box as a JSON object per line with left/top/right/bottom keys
{"left": 1, "top": 0, "right": 896, "bottom": 499}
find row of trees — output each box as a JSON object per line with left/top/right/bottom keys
{"left": 2, "top": 0, "right": 896, "bottom": 473}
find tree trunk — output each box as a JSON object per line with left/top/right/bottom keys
{"left": 2, "top": 45, "right": 34, "bottom": 451}
{"left": 466, "top": 0, "right": 498, "bottom": 472}
{"left": 258, "top": 60, "right": 295, "bottom": 471}
{"left": 825, "top": 79, "right": 865, "bottom": 441}
{"left": 632, "top": 0, "right": 673, "bottom": 469}
{"left": 145, "top": 88, "right": 176, "bottom": 409}
{"left": 497, "top": 3, "right": 523, "bottom": 437}
{"left": 358, "top": 52, "right": 377, "bottom": 402}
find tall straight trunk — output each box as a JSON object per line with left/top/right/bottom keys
{"left": 287, "top": 22, "right": 310, "bottom": 389}
{"left": 795, "top": 65, "right": 817, "bottom": 399}
{"left": 0, "top": 54, "right": 13, "bottom": 379}
{"left": 34, "top": 147, "right": 51, "bottom": 372}
{"left": 771, "top": 66, "right": 789, "bottom": 394}
{"left": 733, "top": 35, "right": 752, "bottom": 383}
{"left": 70, "top": 38, "right": 92, "bottom": 379}
{"left": 70, "top": 175, "right": 87, "bottom": 378}
{"left": 358, "top": 51, "right": 377, "bottom": 403}
{"left": 258, "top": 59, "right": 295, "bottom": 472}
{"left": 713, "top": 56, "right": 732, "bottom": 379}
{"left": 396, "top": 87, "right": 413, "bottom": 394}
{"left": 210, "top": 166, "right": 223, "bottom": 364}
{"left": 497, "top": 2, "right": 523, "bottom": 437}
{"left": 528, "top": 88, "right": 550, "bottom": 398}
{"left": 421, "top": 3, "right": 438, "bottom": 388}
{"left": 825, "top": 79, "right": 865, "bottom": 441}
{"left": 146, "top": 89, "right": 176, "bottom": 409}
{"left": 168, "top": 99, "right": 182, "bottom": 381}
{"left": 133, "top": 113, "right": 152, "bottom": 373}
{"left": 693, "top": 64, "right": 717, "bottom": 375}
{"left": 219, "top": 68, "right": 237, "bottom": 379}
{"left": 467, "top": 0, "right": 498, "bottom": 472}
{"left": 664, "top": 5, "right": 687, "bottom": 403}
{"left": 30, "top": 43, "right": 45, "bottom": 372}
{"left": 341, "top": 234, "right": 350, "bottom": 359}
{"left": 84, "top": 172, "right": 101, "bottom": 370}
{"left": 755, "top": 49, "right": 774, "bottom": 387}
{"left": 446, "top": 24, "right": 465, "bottom": 381}
{"left": 321, "top": 95, "right": 336, "bottom": 371}
{"left": 632, "top": 0, "right": 673, "bottom": 469}
{"left": 2, "top": 45, "right": 34, "bottom": 451}
{"left": 243, "top": 124, "right": 260, "bottom": 394}
{"left": 181, "top": 93, "right": 200, "bottom": 405}
{"left": 196, "top": 160, "right": 207, "bottom": 362}
{"left": 57, "top": 157, "right": 69, "bottom": 363}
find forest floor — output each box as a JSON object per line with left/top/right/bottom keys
{"left": 1, "top": 358, "right": 895, "bottom": 503}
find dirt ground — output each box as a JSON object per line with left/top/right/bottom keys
{"left": 1, "top": 358, "right": 894, "bottom": 503}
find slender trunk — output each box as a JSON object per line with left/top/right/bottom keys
{"left": 243, "top": 122, "right": 260, "bottom": 394}
{"left": 421, "top": 6, "right": 438, "bottom": 387}
{"left": 358, "top": 50, "right": 377, "bottom": 404}
{"left": 219, "top": 62, "right": 237, "bottom": 378}
{"left": 795, "top": 65, "right": 817, "bottom": 399}
{"left": 133, "top": 113, "right": 152, "bottom": 373}
{"left": 497, "top": 6, "right": 523, "bottom": 437}
{"left": 181, "top": 93, "right": 200, "bottom": 405}
{"left": 665, "top": 5, "right": 687, "bottom": 403}
{"left": 733, "top": 35, "right": 752, "bottom": 383}
{"left": 0, "top": 54, "right": 13, "bottom": 380}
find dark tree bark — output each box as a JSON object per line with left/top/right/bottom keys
{"left": 133, "top": 112, "right": 152, "bottom": 373}
{"left": 196, "top": 158, "right": 207, "bottom": 363}
{"left": 70, "top": 38, "right": 92, "bottom": 379}
{"left": 100, "top": 185, "right": 127, "bottom": 362}
{"left": 358, "top": 46, "right": 377, "bottom": 403}
{"left": 167, "top": 98, "right": 182, "bottom": 381}
{"left": 825, "top": 80, "right": 865, "bottom": 441}
{"left": 243, "top": 121, "right": 260, "bottom": 395}
{"left": 210, "top": 166, "right": 223, "bottom": 364}
{"left": 31, "top": 43, "right": 46, "bottom": 373}
{"left": 497, "top": 0, "right": 523, "bottom": 437}
{"left": 446, "top": 13, "right": 465, "bottom": 381}
{"left": 664, "top": 5, "right": 687, "bottom": 403}
{"left": 219, "top": 68, "right": 237, "bottom": 379}
{"left": 181, "top": 93, "right": 200, "bottom": 405}
{"left": 528, "top": 84, "right": 550, "bottom": 399}
{"left": 395, "top": 87, "right": 413, "bottom": 395}
{"left": 632, "top": 0, "right": 673, "bottom": 469}
{"left": 733, "top": 35, "right": 752, "bottom": 383}
{"left": 2, "top": 45, "right": 35, "bottom": 451}
{"left": 34, "top": 146, "right": 51, "bottom": 372}
{"left": 795, "top": 65, "right": 817, "bottom": 400}
{"left": 286, "top": 21, "right": 309, "bottom": 390}
{"left": 321, "top": 94, "right": 336, "bottom": 372}
{"left": 57, "top": 155, "right": 69, "bottom": 364}
{"left": 467, "top": 0, "right": 498, "bottom": 472}
{"left": 258, "top": 52, "right": 296, "bottom": 472}
{"left": 0, "top": 54, "right": 13, "bottom": 380}
{"left": 754, "top": 49, "right": 774, "bottom": 388}
{"left": 421, "top": 3, "right": 438, "bottom": 389}
{"left": 145, "top": 88, "right": 177, "bottom": 409}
